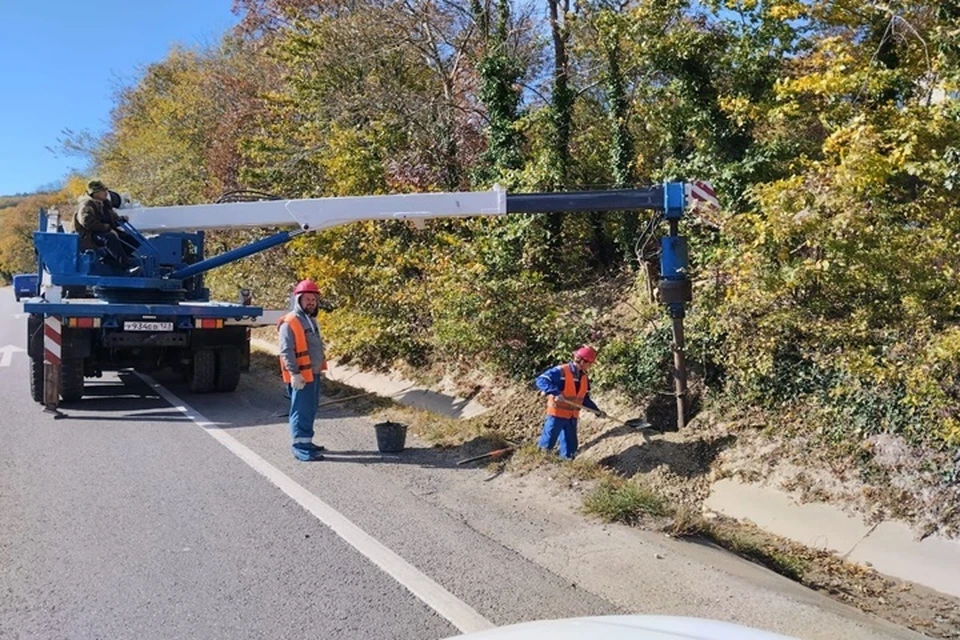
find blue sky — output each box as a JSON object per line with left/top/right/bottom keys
{"left": 0, "top": 1, "right": 238, "bottom": 196}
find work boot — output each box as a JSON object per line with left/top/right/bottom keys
{"left": 292, "top": 446, "right": 324, "bottom": 461}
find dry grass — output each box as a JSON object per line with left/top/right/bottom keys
{"left": 665, "top": 507, "right": 808, "bottom": 581}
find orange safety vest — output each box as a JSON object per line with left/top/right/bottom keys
{"left": 546, "top": 364, "right": 589, "bottom": 419}
{"left": 278, "top": 313, "right": 314, "bottom": 384}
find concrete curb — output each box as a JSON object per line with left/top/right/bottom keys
{"left": 251, "top": 337, "right": 488, "bottom": 419}
{"left": 706, "top": 478, "right": 960, "bottom": 598}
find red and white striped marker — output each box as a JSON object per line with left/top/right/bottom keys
{"left": 43, "top": 316, "right": 62, "bottom": 366}
{"left": 686, "top": 180, "right": 720, "bottom": 211}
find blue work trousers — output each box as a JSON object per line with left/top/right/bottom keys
{"left": 538, "top": 415, "right": 579, "bottom": 460}
{"left": 289, "top": 379, "right": 321, "bottom": 460}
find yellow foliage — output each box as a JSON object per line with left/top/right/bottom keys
{"left": 63, "top": 175, "right": 88, "bottom": 199}
{"left": 941, "top": 419, "right": 960, "bottom": 447}
{"left": 768, "top": 0, "right": 806, "bottom": 21}
{"left": 317, "top": 123, "right": 391, "bottom": 196}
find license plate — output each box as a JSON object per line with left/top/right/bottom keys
{"left": 124, "top": 321, "right": 174, "bottom": 332}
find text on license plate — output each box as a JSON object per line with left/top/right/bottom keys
{"left": 124, "top": 321, "right": 174, "bottom": 332}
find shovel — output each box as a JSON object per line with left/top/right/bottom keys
{"left": 556, "top": 398, "right": 658, "bottom": 432}
{"left": 456, "top": 446, "right": 516, "bottom": 465}
{"left": 316, "top": 385, "right": 415, "bottom": 409}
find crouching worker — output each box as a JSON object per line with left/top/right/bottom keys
{"left": 278, "top": 279, "right": 328, "bottom": 461}
{"left": 535, "top": 345, "right": 606, "bottom": 460}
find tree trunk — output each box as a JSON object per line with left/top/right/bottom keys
{"left": 605, "top": 34, "right": 637, "bottom": 266}
{"left": 545, "top": 0, "right": 573, "bottom": 278}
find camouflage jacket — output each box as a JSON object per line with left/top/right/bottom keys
{"left": 75, "top": 195, "right": 121, "bottom": 251}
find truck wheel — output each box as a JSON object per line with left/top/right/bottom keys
{"left": 215, "top": 348, "right": 242, "bottom": 393}
{"left": 30, "top": 356, "right": 44, "bottom": 403}
{"left": 190, "top": 349, "right": 216, "bottom": 393}
{"left": 60, "top": 358, "right": 85, "bottom": 402}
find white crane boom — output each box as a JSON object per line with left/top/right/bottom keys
{"left": 126, "top": 187, "right": 507, "bottom": 233}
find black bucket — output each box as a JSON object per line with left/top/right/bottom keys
{"left": 374, "top": 421, "right": 407, "bottom": 453}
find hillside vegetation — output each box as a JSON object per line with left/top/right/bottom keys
{"left": 4, "top": 2, "right": 959, "bottom": 489}
{"left": 0, "top": 179, "right": 94, "bottom": 282}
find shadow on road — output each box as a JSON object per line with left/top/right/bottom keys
{"left": 289, "top": 433, "right": 510, "bottom": 471}
{"left": 55, "top": 372, "right": 192, "bottom": 423}
{"left": 51, "top": 368, "right": 494, "bottom": 472}
{"left": 310, "top": 447, "right": 462, "bottom": 470}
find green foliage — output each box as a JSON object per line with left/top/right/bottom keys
{"left": 202, "top": 231, "right": 303, "bottom": 309}
{"left": 428, "top": 270, "right": 555, "bottom": 377}
{"left": 94, "top": 46, "right": 260, "bottom": 204}
{"left": 591, "top": 324, "right": 672, "bottom": 401}
{"left": 584, "top": 478, "right": 670, "bottom": 524}
{"left": 473, "top": 4, "right": 525, "bottom": 186}
{"left": 709, "top": 99, "right": 960, "bottom": 447}
{"left": 77, "top": 0, "right": 960, "bottom": 457}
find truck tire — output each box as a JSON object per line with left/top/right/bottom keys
{"left": 30, "top": 356, "right": 44, "bottom": 403}
{"left": 190, "top": 349, "right": 216, "bottom": 393}
{"left": 215, "top": 348, "right": 242, "bottom": 393}
{"left": 60, "top": 358, "right": 85, "bottom": 402}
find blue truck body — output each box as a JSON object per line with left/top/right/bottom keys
{"left": 23, "top": 206, "right": 270, "bottom": 403}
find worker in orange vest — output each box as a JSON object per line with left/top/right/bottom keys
{"left": 278, "top": 279, "right": 327, "bottom": 461}
{"left": 535, "top": 345, "right": 606, "bottom": 460}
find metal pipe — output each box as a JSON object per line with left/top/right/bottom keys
{"left": 664, "top": 217, "right": 687, "bottom": 431}
{"left": 169, "top": 229, "right": 306, "bottom": 281}
{"left": 671, "top": 314, "right": 688, "bottom": 431}
{"left": 507, "top": 187, "right": 664, "bottom": 214}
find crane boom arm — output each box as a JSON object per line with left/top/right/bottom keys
{"left": 124, "top": 184, "right": 692, "bottom": 233}
{"left": 127, "top": 187, "right": 508, "bottom": 233}
{"left": 117, "top": 183, "right": 704, "bottom": 283}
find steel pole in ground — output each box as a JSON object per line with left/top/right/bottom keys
{"left": 660, "top": 201, "right": 691, "bottom": 432}
{"left": 670, "top": 314, "right": 687, "bottom": 431}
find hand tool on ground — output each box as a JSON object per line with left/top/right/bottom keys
{"left": 555, "top": 397, "right": 659, "bottom": 432}
{"left": 316, "top": 385, "right": 415, "bottom": 409}
{"left": 274, "top": 387, "right": 411, "bottom": 417}
{"left": 456, "top": 446, "right": 516, "bottom": 465}
{"left": 316, "top": 390, "right": 377, "bottom": 408}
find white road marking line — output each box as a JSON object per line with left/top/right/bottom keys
{"left": 0, "top": 344, "right": 25, "bottom": 367}
{"left": 138, "top": 373, "right": 494, "bottom": 635}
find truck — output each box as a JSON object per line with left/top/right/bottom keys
{"left": 13, "top": 273, "right": 39, "bottom": 301}
{"left": 24, "top": 206, "right": 268, "bottom": 402}
{"left": 23, "top": 183, "right": 706, "bottom": 419}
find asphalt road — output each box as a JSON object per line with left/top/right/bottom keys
{"left": 0, "top": 288, "right": 616, "bottom": 640}
{"left": 0, "top": 287, "right": 932, "bottom": 640}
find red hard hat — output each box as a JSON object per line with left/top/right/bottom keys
{"left": 574, "top": 345, "right": 597, "bottom": 363}
{"left": 293, "top": 279, "right": 320, "bottom": 295}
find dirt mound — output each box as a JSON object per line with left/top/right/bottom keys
{"left": 461, "top": 387, "right": 546, "bottom": 444}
